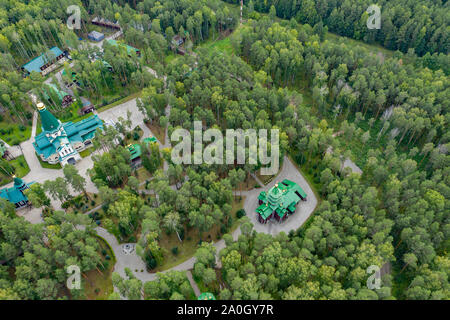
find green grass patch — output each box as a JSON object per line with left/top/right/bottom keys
{"left": 146, "top": 122, "right": 165, "bottom": 145}
{"left": 36, "top": 153, "right": 61, "bottom": 169}
{"left": 0, "top": 122, "right": 31, "bottom": 145}
{"left": 135, "top": 167, "right": 153, "bottom": 185}
{"left": 198, "top": 37, "right": 234, "bottom": 56}
{"left": 10, "top": 155, "right": 30, "bottom": 178}
{"left": 79, "top": 148, "right": 94, "bottom": 158}
{"left": 325, "top": 32, "right": 395, "bottom": 61}
{"left": 0, "top": 155, "right": 31, "bottom": 186}
{"left": 83, "top": 235, "right": 116, "bottom": 300}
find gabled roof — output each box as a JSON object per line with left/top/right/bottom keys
{"left": 0, "top": 179, "right": 33, "bottom": 204}
{"left": 107, "top": 39, "right": 140, "bottom": 55}
{"left": 128, "top": 144, "right": 142, "bottom": 160}
{"left": 143, "top": 136, "right": 157, "bottom": 145}
{"left": 43, "top": 84, "right": 70, "bottom": 102}
{"left": 23, "top": 47, "right": 64, "bottom": 74}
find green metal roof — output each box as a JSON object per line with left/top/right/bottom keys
{"left": 143, "top": 136, "right": 157, "bottom": 145}
{"left": 38, "top": 104, "right": 60, "bottom": 132}
{"left": 43, "top": 84, "right": 70, "bottom": 102}
{"left": 0, "top": 179, "right": 33, "bottom": 205}
{"left": 22, "top": 47, "right": 64, "bottom": 74}
{"left": 107, "top": 39, "right": 140, "bottom": 55}
{"left": 128, "top": 144, "right": 142, "bottom": 160}
{"left": 198, "top": 292, "right": 216, "bottom": 300}
{"left": 33, "top": 107, "right": 103, "bottom": 160}
{"left": 256, "top": 179, "right": 307, "bottom": 220}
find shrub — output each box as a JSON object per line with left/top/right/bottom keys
{"left": 61, "top": 201, "right": 71, "bottom": 209}
{"left": 91, "top": 200, "right": 96, "bottom": 206}
{"left": 236, "top": 209, "right": 246, "bottom": 219}
{"left": 171, "top": 247, "right": 178, "bottom": 255}
{"left": 227, "top": 217, "right": 233, "bottom": 228}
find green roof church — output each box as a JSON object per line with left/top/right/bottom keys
{"left": 256, "top": 179, "right": 307, "bottom": 223}
{"left": 0, "top": 176, "right": 33, "bottom": 209}
{"left": 32, "top": 102, "right": 103, "bottom": 166}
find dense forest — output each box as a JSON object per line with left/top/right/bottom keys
{"left": 224, "top": 0, "right": 449, "bottom": 57}
{"left": 0, "top": 0, "right": 448, "bottom": 300}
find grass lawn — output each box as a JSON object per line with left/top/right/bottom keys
{"left": 83, "top": 236, "right": 116, "bottom": 300}
{"left": 0, "top": 121, "right": 31, "bottom": 145}
{"left": 135, "top": 167, "right": 153, "bottom": 185}
{"left": 230, "top": 196, "right": 245, "bottom": 231}
{"left": 237, "top": 174, "right": 258, "bottom": 191}
{"left": 325, "top": 32, "right": 396, "bottom": 60}
{"left": 256, "top": 169, "right": 277, "bottom": 186}
{"left": 36, "top": 154, "right": 61, "bottom": 169}
{"left": 146, "top": 122, "right": 165, "bottom": 145}
{"left": 10, "top": 155, "right": 30, "bottom": 177}
{"left": 198, "top": 36, "right": 234, "bottom": 56}
{"left": 153, "top": 197, "right": 245, "bottom": 272}
{"left": 65, "top": 193, "right": 102, "bottom": 215}
{"left": 123, "top": 126, "right": 144, "bottom": 145}
{"left": 79, "top": 148, "right": 95, "bottom": 158}
{"left": 0, "top": 155, "right": 31, "bottom": 186}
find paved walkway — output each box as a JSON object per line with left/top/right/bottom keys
{"left": 186, "top": 271, "right": 200, "bottom": 296}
